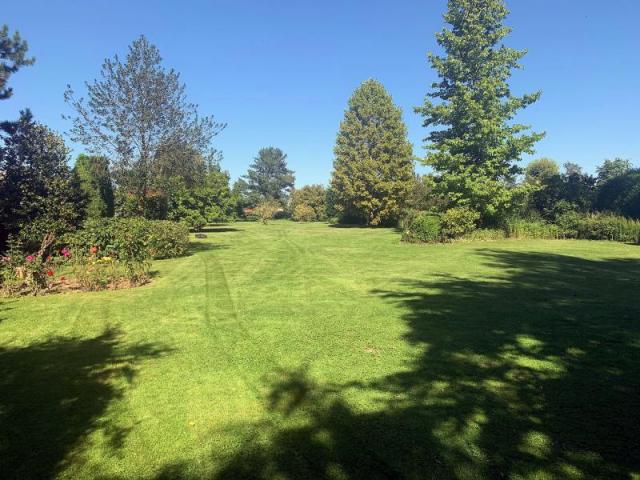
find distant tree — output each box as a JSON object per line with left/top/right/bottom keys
{"left": 416, "top": 0, "right": 544, "bottom": 224}
{"left": 0, "top": 111, "right": 85, "bottom": 250}
{"left": 525, "top": 158, "right": 560, "bottom": 185}
{"left": 243, "top": 147, "right": 295, "bottom": 204}
{"left": 167, "top": 167, "right": 234, "bottom": 230}
{"left": 64, "top": 35, "right": 225, "bottom": 217}
{"left": 405, "top": 174, "right": 447, "bottom": 213}
{"left": 254, "top": 200, "right": 280, "bottom": 224}
{"left": 596, "top": 158, "right": 632, "bottom": 185}
{"left": 331, "top": 79, "right": 414, "bottom": 225}
{"left": 74, "top": 154, "right": 114, "bottom": 219}
{"left": 595, "top": 169, "right": 640, "bottom": 219}
{"left": 1, "top": 25, "right": 35, "bottom": 100}
{"left": 292, "top": 204, "right": 316, "bottom": 222}
{"left": 289, "top": 185, "right": 327, "bottom": 221}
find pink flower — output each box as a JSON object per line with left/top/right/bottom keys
{"left": 89, "top": 246, "right": 98, "bottom": 254}
{"left": 26, "top": 255, "right": 34, "bottom": 263}
{"left": 1, "top": 256, "right": 10, "bottom": 263}
{"left": 61, "top": 248, "right": 71, "bottom": 258}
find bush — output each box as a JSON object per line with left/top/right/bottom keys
{"left": 67, "top": 218, "right": 189, "bottom": 261}
{"left": 441, "top": 206, "right": 480, "bottom": 239}
{"left": 147, "top": 221, "right": 190, "bottom": 259}
{"left": 505, "top": 218, "right": 560, "bottom": 239}
{"left": 402, "top": 212, "right": 442, "bottom": 243}
{"left": 566, "top": 212, "right": 640, "bottom": 243}
{"left": 292, "top": 203, "right": 317, "bottom": 222}
{"left": 254, "top": 200, "right": 280, "bottom": 224}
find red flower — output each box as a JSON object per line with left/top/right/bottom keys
{"left": 60, "top": 276, "right": 66, "bottom": 282}
{"left": 26, "top": 255, "right": 34, "bottom": 263}
{"left": 46, "top": 269, "right": 55, "bottom": 277}
{"left": 89, "top": 246, "right": 98, "bottom": 254}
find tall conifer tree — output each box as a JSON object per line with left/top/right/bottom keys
{"left": 331, "top": 79, "right": 414, "bottom": 225}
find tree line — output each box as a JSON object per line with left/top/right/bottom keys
{"left": 2, "top": 0, "right": 638, "bottom": 252}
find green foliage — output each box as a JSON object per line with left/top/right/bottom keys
{"left": 402, "top": 212, "right": 442, "bottom": 243}
{"left": 441, "top": 206, "right": 480, "bottom": 239}
{"left": 292, "top": 204, "right": 316, "bottom": 222}
{"left": 65, "top": 35, "right": 225, "bottom": 218}
{"left": 331, "top": 79, "right": 414, "bottom": 225}
{"left": 505, "top": 218, "right": 560, "bottom": 239}
{"left": 460, "top": 228, "right": 506, "bottom": 241}
{"left": 527, "top": 162, "right": 596, "bottom": 220}
{"left": 525, "top": 158, "right": 560, "bottom": 185}
{"left": 417, "top": 0, "right": 544, "bottom": 224}
{"left": 0, "top": 25, "right": 35, "bottom": 100}
{"left": 67, "top": 218, "right": 189, "bottom": 261}
{"left": 596, "top": 158, "right": 632, "bottom": 185}
{"left": 290, "top": 184, "right": 327, "bottom": 221}
{"left": 557, "top": 212, "right": 640, "bottom": 243}
{"left": 0, "top": 111, "right": 86, "bottom": 251}
{"left": 254, "top": 200, "right": 281, "bottom": 224}
{"left": 74, "top": 154, "right": 114, "bottom": 218}
{"left": 405, "top": 174, "right": 447, "bottom": 213}
{"left": 595, "top": 169, "right": 640, "bottom": 219}
{"left": 243, "top": 147, "right": 295, "bottom": 204}
{"left": 167, "top": 168, "right": 235, "bottom": 230}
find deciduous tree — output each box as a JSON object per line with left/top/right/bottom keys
{"left": 416, "top": 0, "right": 544, "bottom": 224}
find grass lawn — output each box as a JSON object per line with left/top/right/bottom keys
{"left": 1, "top": 221, "right": 639, "bottom": 480}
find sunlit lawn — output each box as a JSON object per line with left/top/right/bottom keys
{"left": 1, "top": 221, "right": 639, "bottom": 479}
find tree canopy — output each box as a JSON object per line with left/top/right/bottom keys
{"left": 416, "top": 0, "right": 543, "bottom": 223}
{"left": 243, "top": 147, "right": 295, "bottom": 204}
{"left": 331, "top": 79, "right": 414, "bottom": 225}
{"left": 64, "top": 35, "right": 225, "bottom": 217}
{"left": 0, "top": 25, "right": 35, "bottom": 100}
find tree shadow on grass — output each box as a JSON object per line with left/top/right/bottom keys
{"left": 208, "top": 249, "right": 640, "bottom": 479}
{"left": 198, "top": 226, "right": 243, "bottom": 233}
{"left": 0, "top": 328, "right": 172, "bottom": 479}
{"left": 187, "top": 242, "right": 230, "bottom": 256}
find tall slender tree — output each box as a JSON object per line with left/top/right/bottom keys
{"left": 416, "top": 0, "right": 544, "bottom": 223}
{"left": 74, "top": 154, "right": 115, "bottom": 218}
{"left": 331, "top": 79, "right": 414, "bottom": 225}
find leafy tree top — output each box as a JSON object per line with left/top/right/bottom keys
{"left": 0, "top": 25, "right": 35, "bottom": 100}
{"left": 596, "top": 158, "right": 633, "bottom": 184}
{"left": 243, "top": 147, "right": 295, "bottom": 203}
{"left": 417, "top": 0, "right": 543, "bottom": 182}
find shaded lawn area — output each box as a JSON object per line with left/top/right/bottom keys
{"left": 1, "top": 222, "right": 639, "bottom": 479}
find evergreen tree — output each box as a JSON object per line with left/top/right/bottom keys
{"left": 416, "top": 0, "right": 544, "bottom": 223}
{"left": 1, "top": 25, "right": 35, "bottom": 100}
{"left": 243, "top": 147, "right": 295, "bottom": 204}
{"left": 331, "top": 79, "right": 414, "bottom": 225}
{"left": 74, "top": 154, "right": 114, "bottom": 219}
{"left": 0, "top": 111, "right": 86, "bottom": 250}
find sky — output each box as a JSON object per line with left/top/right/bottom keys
{"left": 2, "top": 0, "right": 639, "bottom": 186}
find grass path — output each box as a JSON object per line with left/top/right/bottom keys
{"left": 1, "top": 222, "right": 639, "bottom": 479}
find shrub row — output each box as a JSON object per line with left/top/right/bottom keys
{"left": 402, "top": 209, "right": 640, "bottom": 244}
{"left": 66, "top": 218, "right": 190, "bottom": 261}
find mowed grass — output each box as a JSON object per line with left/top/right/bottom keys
{"left": 1, "top": 221, "right": 639, "bottom": 480}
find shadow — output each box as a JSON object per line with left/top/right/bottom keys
{"left": 0, "top": 299, "right": 16, "bottom": 323}
{"left": 198, "top": 226, "right": 243, "bottom": 233}
{"left": 328, "top": 223, "right": 371, "bottom": 229}
{"left": 0, "top": 328, "right": 172, "bottom": 479}
{"left": 187, "top": 242, "right": 230, "bottom": 256}
{"left": 208, "top": 250, "right": 640, "bottom": 479}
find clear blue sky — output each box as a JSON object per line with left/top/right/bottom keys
{"left": 3, "top": 0, "right": 639, "bottom": 186}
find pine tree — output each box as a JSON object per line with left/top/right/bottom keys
{"left": 0, "top": 25, "right": 35, "bottom": 100}
{"left": 416, "top": 0, "right": 544, "bottom": 223}
{"left": 331, "top": 79, "right": 414, "bottom": 225}
{"left": 243, "top": 147, "right": 295, "bottom": 205}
